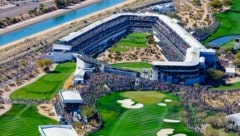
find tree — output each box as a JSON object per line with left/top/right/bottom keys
{"left": 209, "top": 0, "right": 223, "bottom": 9}
{"left": 207, "top": 68, "right": 224, "bottom": 81}
{"left": 233, "top": 59, "right": 240, "bottom": 67}
{"left": 192, "top": 0, "right": 201, "bottom": 6}
{"left": 38, "top": 4, "right": 45, "bottom": 13}
{"left": 0, "top": 20, "right": 6, "bottom": 28}
{"left": 36, "top": 59, "right": 52, "bottom": 72}
{"left": 54, "top": 0, "right": 69, "bottom": 8}
{"left": 222, "top": 0, "right": 232, "bottom": 6}
{"left": 80, "top": 105, "right": 96, "bottom": 119}
{"left": 88, "top": 119, "right": 98, "bottom": 127}
{"left": 231, "top": 52, "right": 240, "bottom": 67}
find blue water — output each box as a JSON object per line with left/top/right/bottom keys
{"left": 208, "top": 35, "right": 240, "bottom": 47}
{"left": 0, "top": 0, "right": 125, "bottom": 46}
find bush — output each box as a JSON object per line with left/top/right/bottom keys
{"left": 80, "top": 105, "right": 97, "bottom": 119}
{"left": 48, "top": 112, "right": 55, "bottom": 116}
{"left": 0, "top": 105, "right": 5, "bottom": 109}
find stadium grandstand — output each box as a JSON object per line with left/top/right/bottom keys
{"left": 47, "top": 12, "right": 216, "bottom": 85}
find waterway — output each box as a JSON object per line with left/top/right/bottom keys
{"left": 208, "top": 35, "right": 240, "bottom": 47}
{"left": 0, "top": 0, "right": 125, "bottom": 46}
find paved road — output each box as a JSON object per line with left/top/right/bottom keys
{"left": 0, "top": 0, "right": 54, "bottom": 20}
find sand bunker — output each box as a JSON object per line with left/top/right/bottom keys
{"left": 173, "top": 134, "right": 187, "bottom": 136}
{"left": 157, "top": 103, "right": 167, "bottom": 106}
{"left": 164, "top": 99, "right": 172, "bottom": 102}
{"left": 117, "top": 99, "right": 143, "bottom": 109}
{"left": 156, "top": 128, "right": 174, "bottom": 136}
{"left": 156, "top": 128, "right": 187, "bottom": 136}
{"left": 163, "top": 119, "right": 181, "bottom": 123}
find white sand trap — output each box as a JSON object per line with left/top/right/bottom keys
{"left": 117, "top": 99, "right": 134, "bottom": 105}
{"left": 157, "top": 103, "right": 167, "bottom": 106}
{"left": 163, "top": 119, "right": 181, "bottom": 123}
{"left": 156, "top": 128, "right": 174, "bottom": 136}
{"left": 117, "top": 99, "right": 143, "bottom": 109}
{"left": 164, "top": 99, "right": 172, "bottom": 102}
{"left": 173, "top": 134, "right": 187, "bottom": 136}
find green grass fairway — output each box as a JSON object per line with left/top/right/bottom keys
{"left": 205, "top": 0, "right": 240, "bottom": 42}
{"left": 212, "top": 82, "right": 240, "bottom": 91}
{"left": 109, "top": 32, "right": 148, "bottom": 52}
{"left": 112, "top": 62, "right": 151, "bottom": 72}
{"left": 93, "top": 91, "right": 198, "bottom": 136}
{"left": 10, "top": 62, "right": 75, "bottom": 100}
{"left": 109, "top": 47, "right": 129, "bottom": 52}
{"left": 0, "top": 104, "right": 57, "bottom": 136}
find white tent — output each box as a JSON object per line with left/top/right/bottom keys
{"left": 226, "top": 113, "right": 240, "bottom": 126}
{"left": 59, "top": 90, "right": 83, "bottom": 104}
{"left": 225, "top": 67, "right": 235, "bottom": 77}
{"left": 39, "top": 125, "right": 78, "bottom": 136}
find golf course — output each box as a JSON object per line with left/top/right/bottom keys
{"left": 10, "top": 62, "right": 75, "bottom": 100}
{"left": 0, "top": 104, "right": 58, "bottom": 136}
{"left": 205, "top": 0, "right": 240, "bottom": 42}
{"left": 0, "top": 62, "right": 75, "bottom": 135}
{"left": 93, "top": 91, "right": 198, "bottom": 136}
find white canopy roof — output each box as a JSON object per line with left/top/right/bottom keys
{"left": 52, "top": 43, "right": 72, "bottom": 51}
{"left": 39, "top": 125, "right": 78, "bottom": 136}
{"left": 152, "top": 47, "right": 200, "bottom": 66}
{"left": 226, "top": 67, "right": 235, "bottom": 74}
{"left": 59, "top": 90, "right": 83, "bottom": 104}
{"left": 226, "top": 113, "right": 240, "bottom": 126}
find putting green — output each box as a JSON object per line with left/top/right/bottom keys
{"left": 121, "top": 91, "right": 165, "bottom": 104}
{"left": 92, "top": 91, "right": 198, "bottom": 136}
{"left": 0, "top": 104, "right": 57, "bottom": 136}
{"left": 10, "top": 62, "right": 76, "bottom": 100}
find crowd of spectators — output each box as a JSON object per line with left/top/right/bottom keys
{"left": 191, "top": 30, "right": 209, "bottom": 41}
{"left": 153, "top": 19, "right": 191, "bottom": 61}
{"left": 74, "top": 70, "right": 240, "bottom": 133}
{"left": 154, "top": 28, "right": 184, "bottom": 61}
{"left": 0, "top": 98, "right": 53, "bottom": 105}
{"left": 54, "top": 15, "right": 161, "bottom": 57}
{"left": 0, "top": 46, "right": 50, "bottom": 90}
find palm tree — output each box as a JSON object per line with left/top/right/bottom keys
{"left": 39, "top": 4, "right": 45, "bottom": 13}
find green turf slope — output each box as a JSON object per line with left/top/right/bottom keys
{"left": 112, "top": 62, "right": 151, "bottom": 72}
{"left": 212, "top": 82, "right": 240, "bottom": 91}
{"left": 10, "top": 62, "right": 75, "bottom": 100}
{"left": 110, "top": 32, "right": 149, "bottom": 52}
{"left": 92, "top": 91, "right": 198, "bottom": 136}
{"left": 205, "top": 0, "right": 240, "bottom": 42}
{"left": 0, "top": 104, "right": 57, "bottom": 136}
